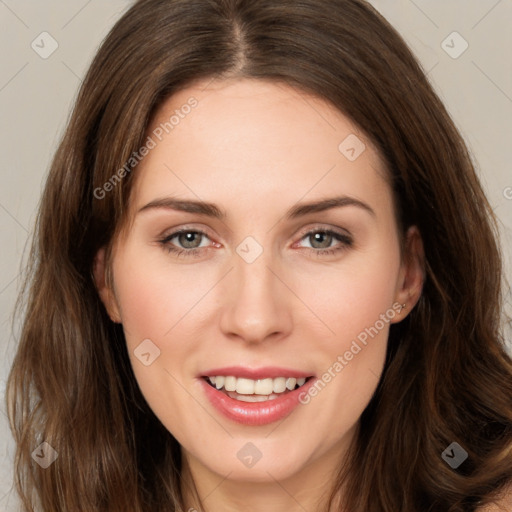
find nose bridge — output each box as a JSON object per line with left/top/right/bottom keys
{"left": 235, "top": 250, "right": 274, "bottom": 300}
{"left": 219, "top": 243, "right": 292, "bottom": 343}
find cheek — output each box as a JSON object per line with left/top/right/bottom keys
{"left": 110, "top": 244, "right": 205, "bottom": 398}
{"left": 291, "top": 242, "right": 400, "bottom": 417}
{"left": 111, "top": 249, "right": 205, "bottom": 439}
{"left": 295, "top": 244, "right": 401, "bottom": 345}
{"left": 112, "top": 243, "right": 205, "bottom": 343}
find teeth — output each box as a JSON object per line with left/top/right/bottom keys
{"left": 254, "top": 378, "right": 273, "bottom": 395}
{"left": 286, "top": 377, "right": 297, "bottom": 390}
{"left": 236, "top": 378, "right": 255, "bottom": 395}
{"left": 224, "top": 376, "right": 237, "bottom": 392}
{"left": 206, "top": 375, "right": 309, "bottom": 395}
{"left": 273, "top": 377, "right": 286, "bottom": 393}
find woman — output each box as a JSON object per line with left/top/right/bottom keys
{"left": 6, "top": 0, "right": 512, "bottom": 510}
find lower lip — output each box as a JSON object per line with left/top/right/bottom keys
{"left": 199, "top": 378, "right": 316, "bottom": 426}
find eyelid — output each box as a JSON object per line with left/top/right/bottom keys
{"left": 158, "top": 224, "right": 217, "bottom": 242}
{"left": 293, "top": 223, "right": 352, "bottom": 242}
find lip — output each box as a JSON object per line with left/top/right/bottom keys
{"left": 200, "top": 374, "right": 317, "bottom": 426}
{"left": 199, "top": 366, "right": 313, "bottom": 380}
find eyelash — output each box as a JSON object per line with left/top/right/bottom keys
{"left": 158, "top": 227, "right": 353, "bottom": 258}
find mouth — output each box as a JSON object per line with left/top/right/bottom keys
{"left": 198, "top": 366, "right": 317, "bottom": 425}
{"left": 202, "top": 375, "right": 313, "bottom": 403}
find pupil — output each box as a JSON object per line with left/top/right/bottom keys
{"left": 311, "top": 232, "right": 331, "bottom": 249}
{"left": 179, "top": 232, "right": 200, "bottom": 248}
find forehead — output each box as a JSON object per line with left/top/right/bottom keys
{"left": 127, "top": 78, "right": 391, "bottom": 222}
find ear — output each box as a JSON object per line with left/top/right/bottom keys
{"left": 391, "top": 225, "right": 425, "bottom": 323}
{"left": 92, "top": 247, "right": 122, "bottom": 323}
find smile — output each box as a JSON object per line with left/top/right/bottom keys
{"left": 205, "top": 375, "right": 309, "bottom": 402}
{"left": 199, "top": 368, "right": 316, "bottom": 426}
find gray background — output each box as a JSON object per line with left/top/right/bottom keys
{"left": 0, "top": 1, "right": 511, "bottom": 510}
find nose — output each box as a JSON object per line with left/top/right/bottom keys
{"left": 219, "top": 252, "right": 293, "bottom": 345}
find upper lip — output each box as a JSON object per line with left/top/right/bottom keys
{"left": 199, "top": 366, "right": 314, "bottom": 380}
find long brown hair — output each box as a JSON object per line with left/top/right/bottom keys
{"left": 6, "top": 0, "right": 512, "bottom": 510}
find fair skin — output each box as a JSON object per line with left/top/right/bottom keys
{"left": 95, "top": 77, "right": 425, "bottom": 511}
{"left": 478, "top": 486, "right": 512, "bottom": 512}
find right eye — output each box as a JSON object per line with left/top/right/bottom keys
{"left": 158, "top": 228, "right": 218, "bottom": 257}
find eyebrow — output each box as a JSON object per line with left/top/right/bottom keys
{"left": 138, "top": 197, "right": 224, "bottom": 218}
{"left": 137, "top": 195, "right": 375, "bottom": 219}
{"left": 287, "top": 196, "right": 375, "bottom": 218}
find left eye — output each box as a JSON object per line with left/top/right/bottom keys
{"left": 300, "top": 231, "right": 337, "bottom": 249}
{"left": 297, "top": 230, "right": 352, "bottom": 251}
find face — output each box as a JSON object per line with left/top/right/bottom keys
{"left": 96, "top": 78, "right": 423, "bottom": 496}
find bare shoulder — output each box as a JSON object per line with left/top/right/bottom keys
{"left": 476, "top": 481, "right": 512, "bottom": 512}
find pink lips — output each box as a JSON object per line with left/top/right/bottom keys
{"left": 198, "top": 366, "right": 316, "bottom": 426}
{"left": 200, "top": 366, "right": 312, "bottom": 380}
